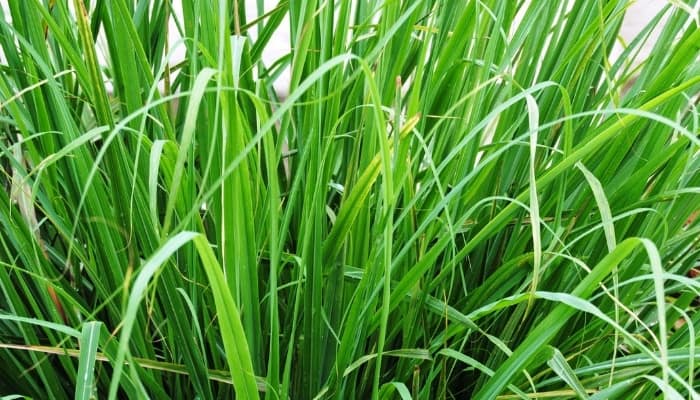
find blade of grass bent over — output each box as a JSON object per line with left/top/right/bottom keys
{"left": 107, "top": 232, "right": 259, "bottom": 400}
{"left": 474, "top": 237, "right": 638, "bottom": 399}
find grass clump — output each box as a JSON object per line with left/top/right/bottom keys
{"left": 1, "top": 0, "right": 699, "bottom": 398}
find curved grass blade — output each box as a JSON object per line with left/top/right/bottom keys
{"left": 107, "top": 232, "right": 259, "bottom": 400}
{"left": 474, "top": 238, "right": 639, "bottom": 399}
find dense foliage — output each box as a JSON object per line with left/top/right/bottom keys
{"left": 0, "top": 0, "right": 699, "bottom": 398}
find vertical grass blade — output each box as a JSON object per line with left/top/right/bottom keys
{"left": 75, "top": 322, "right": 101, "bottom": 400}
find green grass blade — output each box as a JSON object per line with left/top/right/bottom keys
{"left": 74, "top": 322, "right": 101, "bottom": 400}
{"left": 546, "top": 346, "right": 590, "bottom": 399}
{"left": 474, "top": 238, "right": 639, "bottom": 399}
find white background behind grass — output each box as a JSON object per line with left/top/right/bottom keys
{"left": 0, "top": 0, "right": 679, "bottom": 98}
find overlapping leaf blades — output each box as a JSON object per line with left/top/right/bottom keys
{"left": 0, "top": 0, "right": 698, "bottom": 398}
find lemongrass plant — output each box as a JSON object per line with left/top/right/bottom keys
{"left": 0, "top": 0, "right": 699, "bottom": 398}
